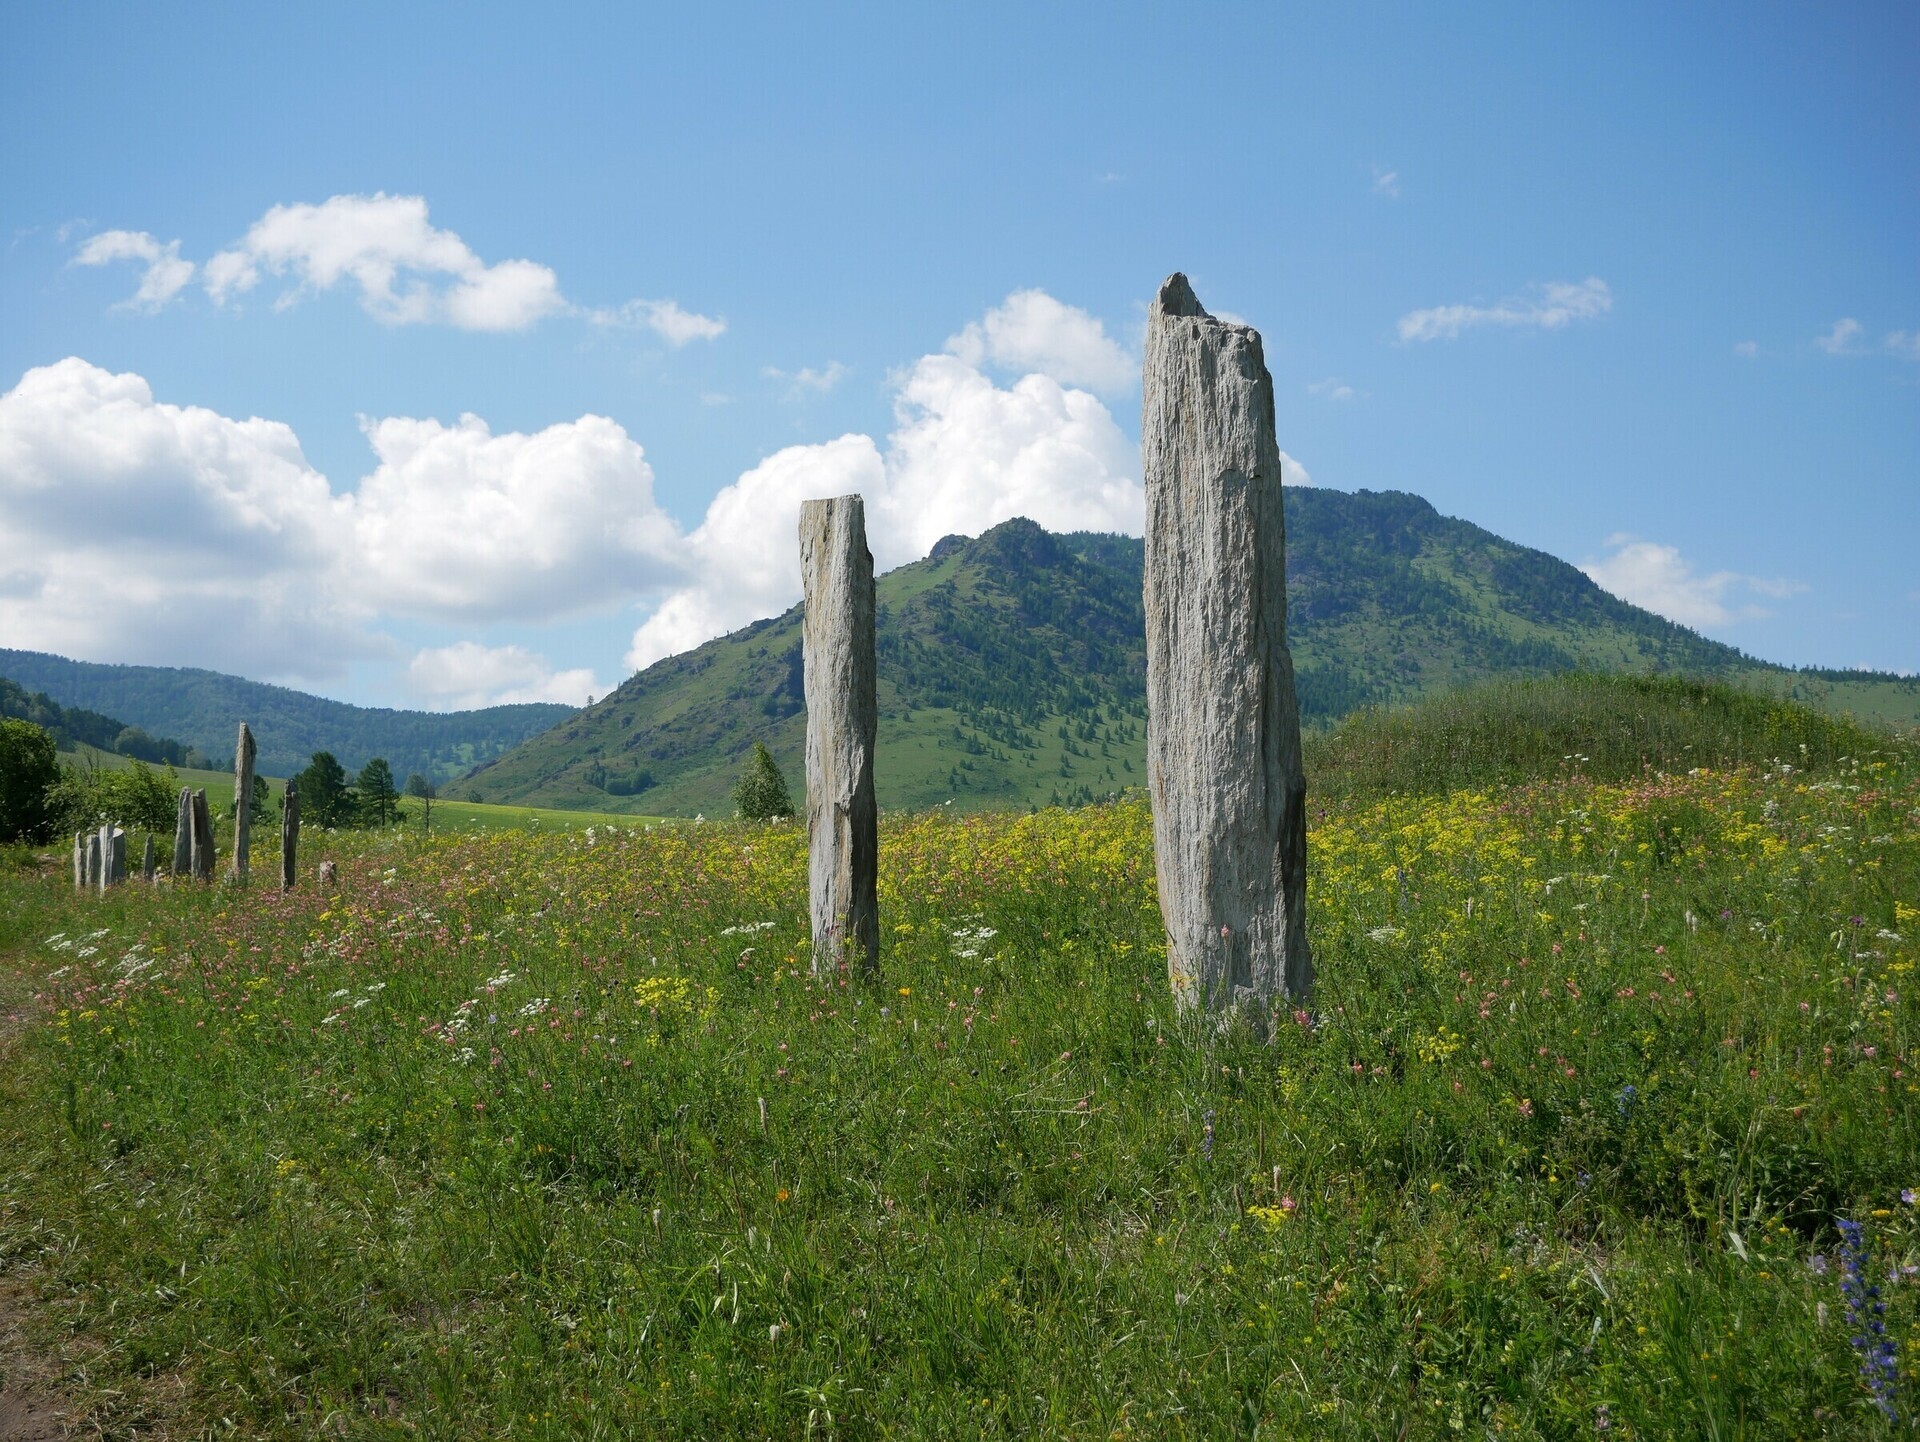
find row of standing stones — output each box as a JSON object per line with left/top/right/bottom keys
{"left": 72, "top": 719, "right": 336, "bottom": 894}
{"left": 67, "top": 275, "right": 1304, "bottom": 1023}
{"left": 803, "top": 273, "right": 1312, "bottom": 1022}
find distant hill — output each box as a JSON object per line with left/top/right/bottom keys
{"left": 0, "top": 650, "right": 575, "bottom": 782}
{"left": 466, "top": 487, "right": 1920, "bottom": 817}
{"left": 0, "top": 675, "right": 193, "bottom": 764}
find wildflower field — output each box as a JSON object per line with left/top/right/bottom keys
{"left": 2, "top": 686, "right": 1919, "bottom": 1437}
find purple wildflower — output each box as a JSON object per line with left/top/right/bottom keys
{"left": 1838, "top": 1217, "right": 1899, "bottom": 1420}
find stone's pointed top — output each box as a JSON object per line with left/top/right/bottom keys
{"left": 1155, "top": 273, "right": 1209, "bottom": 320}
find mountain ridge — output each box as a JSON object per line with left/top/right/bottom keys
{"left": 465, "top": 487, "right": 1920, "bottom": 816}
{"left": 0, "top": 649, "right": 574, "bottom": 783}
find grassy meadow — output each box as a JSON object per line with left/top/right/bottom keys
{"left": 2, "top": 677, "right": 1918, "bottom": 1437}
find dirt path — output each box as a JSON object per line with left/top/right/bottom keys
{"left": 0, "top": 1274, "right": 69, "bottom": 1442}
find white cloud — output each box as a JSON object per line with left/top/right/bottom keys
{"left": 1732, "top": 340, "right": 1759, "bottom": 359}
{"left": 764, "top": 361, "right": 848, "bottom": 398}
{"left": 591, "top": 297, "right": 727, "bottom": 345}
{"left": 626, "top": 434, "right": 885, "bottom": 669}
{"left": 1885, "top": 329, "right": 1920, "bottom": 361}
{"left": 406, "top": 642, "right": 598, "bottom": 709}
{"left": 1816, "top": 317, "right": 1865, "bottom": 355}
{"left": 71, "top": 230, "right": 195, "bottom": 311}
{"left": 946, "top": 289, "right": 1135, "bottom": 394}
{"left": 1398, "top": 277, "right": 1612, "bottom": 343}
{"left": 1308, "top": 377, "right": 1356, "bottom": 402}
{"left": 1372, "top": 165, "right": 1401, "bottom": 199}
{"left": 345, "top": 411, "right": 682, "bottom": 622}
{"left": 77, "top": 194, "right": 724, "bottom": 343}
{"left": 627, "top": 292, "right": 1145, "bottom": 670}
{"left": 1582, "top": 534, "right": 1804, "bottom": 629}
{"left": 0, "top": 358, "right": 685, "bottom": 683}
{"left": 201, "top": 193, "right": 567, "bottom": 331}
{"left": 0, "top": 358, "right": 364, "bottom": 679}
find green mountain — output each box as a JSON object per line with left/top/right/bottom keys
{"left": 0, "top": 650, "right": 575, "bottom": 783}
{"left": 467, "top": 487, "right": 1920, "bottom": 817}
{"left": 0, "top": 675, "right": 194, "bottom": 764}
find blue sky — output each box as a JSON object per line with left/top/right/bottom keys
{"left": 3, "top": 2, "right": 1914, "bottom": 707}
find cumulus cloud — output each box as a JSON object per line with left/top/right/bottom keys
{"left": 946, "top": 289, "right": 1135, "bottom": 393}
{"left": 1732, "top": 340, "right": 1760, "bottom": 359}
{"left": 626, "top": 303, "right": 1145, "bottom": 670}
{"left": 406, "top": 642, "right": 599, "bottom": 709}
{"left": 200, "top": 193, "right": 566, "bottom": 331}
{"left": 75, "top": 193, "right": 721, "bottom": 341}
{"left": 1308, "top": 377, "right": 1356, "bottom": 401}
{"left": 1582, "top": 534, "right": 1805, "bottom": 629}
{"left": 0, "top": 358, "right": 683, "bottom": 683}
{"left": 0, "top": 358, "right": 364, "bottom": 679}
{"left": 1371, "top": 165, "right": 1401, "bottom": 199}
{"left": 1882, "top": 329, "right": 1920, "bottom": 361}
{"left": 1398, "top": 277, "right": 1613, "bottom": 343}
{"left": 71, "top": 230, "right": 195, "bottom": 311}
{"left": 346, "top": 411, "right": 681, "bottom": 622}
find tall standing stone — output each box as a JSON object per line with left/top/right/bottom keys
{"left": 1142, "top": 273, "right": 1312, "bottom": 1018}
{"left": 190, "top": 789, "right": 215, "bottom": 882}
{"left": 73, "top": 832, "right": 85, "bottom": 890}
{"left": 100, "top": 826, "right": 125, "bottom": 891}
{"left": 281, "top": 779, "right": 300, "bottom": 891}
{"left": 230, "top": 722, "right": 257, "bottom": 885}
{"left": 141, "top": 834, "right": 156, "bottom": 882}
{"left": 800, "top": 495, "right": 879, "bottom": 978}
{"left": 85, "top": 832, "right": 101, "bottom": 889}
{"left": 172, "top": 787, "right": 193, "bottom": 878}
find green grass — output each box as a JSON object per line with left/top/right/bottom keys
{"left": 1, "top": 677, "right": 1916, "bottom": 1436}
{"left": 1306, "top": 671, "right": 1910, "bottom": 804}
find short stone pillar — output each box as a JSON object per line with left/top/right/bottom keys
{"left": 317, "top": 859, "right": 338, "bottom": 889}
{"left": 281, "top": 779, "right": 300, "bottom": 890}
{"left": 85, "top": 832, "right": 101, "bottom": 889}
{"left": 230, "top": 721, "right": 257, "bottom": 885}
{"left": 141, "top": 834, "right": 156, "bottom": 882}
{"left": 189, "top": 789, "right": 215, "bottom": 882}
{"left": 1142, "top": 273, "right": 1313, "bottom": 1018}
{"left": 72, "top": 832, "right": 84, "bottom": 890}
{"left": 800, "top": 495, "right": 879, "bottom": 978}
{"left": 172, "top": 788, "right": 193, "bottom": 878}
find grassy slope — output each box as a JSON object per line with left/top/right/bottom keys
{"left": 1, "top": 675, "right": 1916, "bottom": 1436}
{"left": 470, "top": 492, "right": 1920, "bottom": 818}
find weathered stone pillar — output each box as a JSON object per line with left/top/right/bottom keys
{"left": 172, "top": 788, "right": 193, "bottom": 877}
{"left": 141, "top": 834, "right": 156, "bottom": 882}
{"left": 281, "top": 779, "right": 300, "bottom": 890}
{"left": 1142, "top": 273, "right": 1313, "bottom": 1018}
{"left": 85, "top": 832, "right": 101, "bottom": 889}
{"left": 190, "top": 789, "right": 215, "bottom": 882}
{"left": 101, "top": 826, "right": 125, "bottom": 891}
{"left": 73, "top": 832, "right": 85, "bottom": 890}
{"left": 230, "top": 722, "right": 256, "bottom": 885}
{"left": 317, "top": 859, "right": 338, "bottom": 889}
{"left": 800, "top": 495, "right": 879, "bottom": 978}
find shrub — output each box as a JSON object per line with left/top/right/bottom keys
{"left": 0, "top": 717, "right": 58, "bottom": 842}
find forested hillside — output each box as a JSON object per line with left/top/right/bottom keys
{"left": 0, "top": 651, "right": 574, "bottom": 782}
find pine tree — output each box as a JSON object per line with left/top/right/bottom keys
{"left": 732, "top": 742, "right": 794, "bottom": 820}
{"left": 292, "top": 752, "right": 352, "bottom": 828}
{"left": 357, "top": 758, "right": 399, "bottom": 827}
